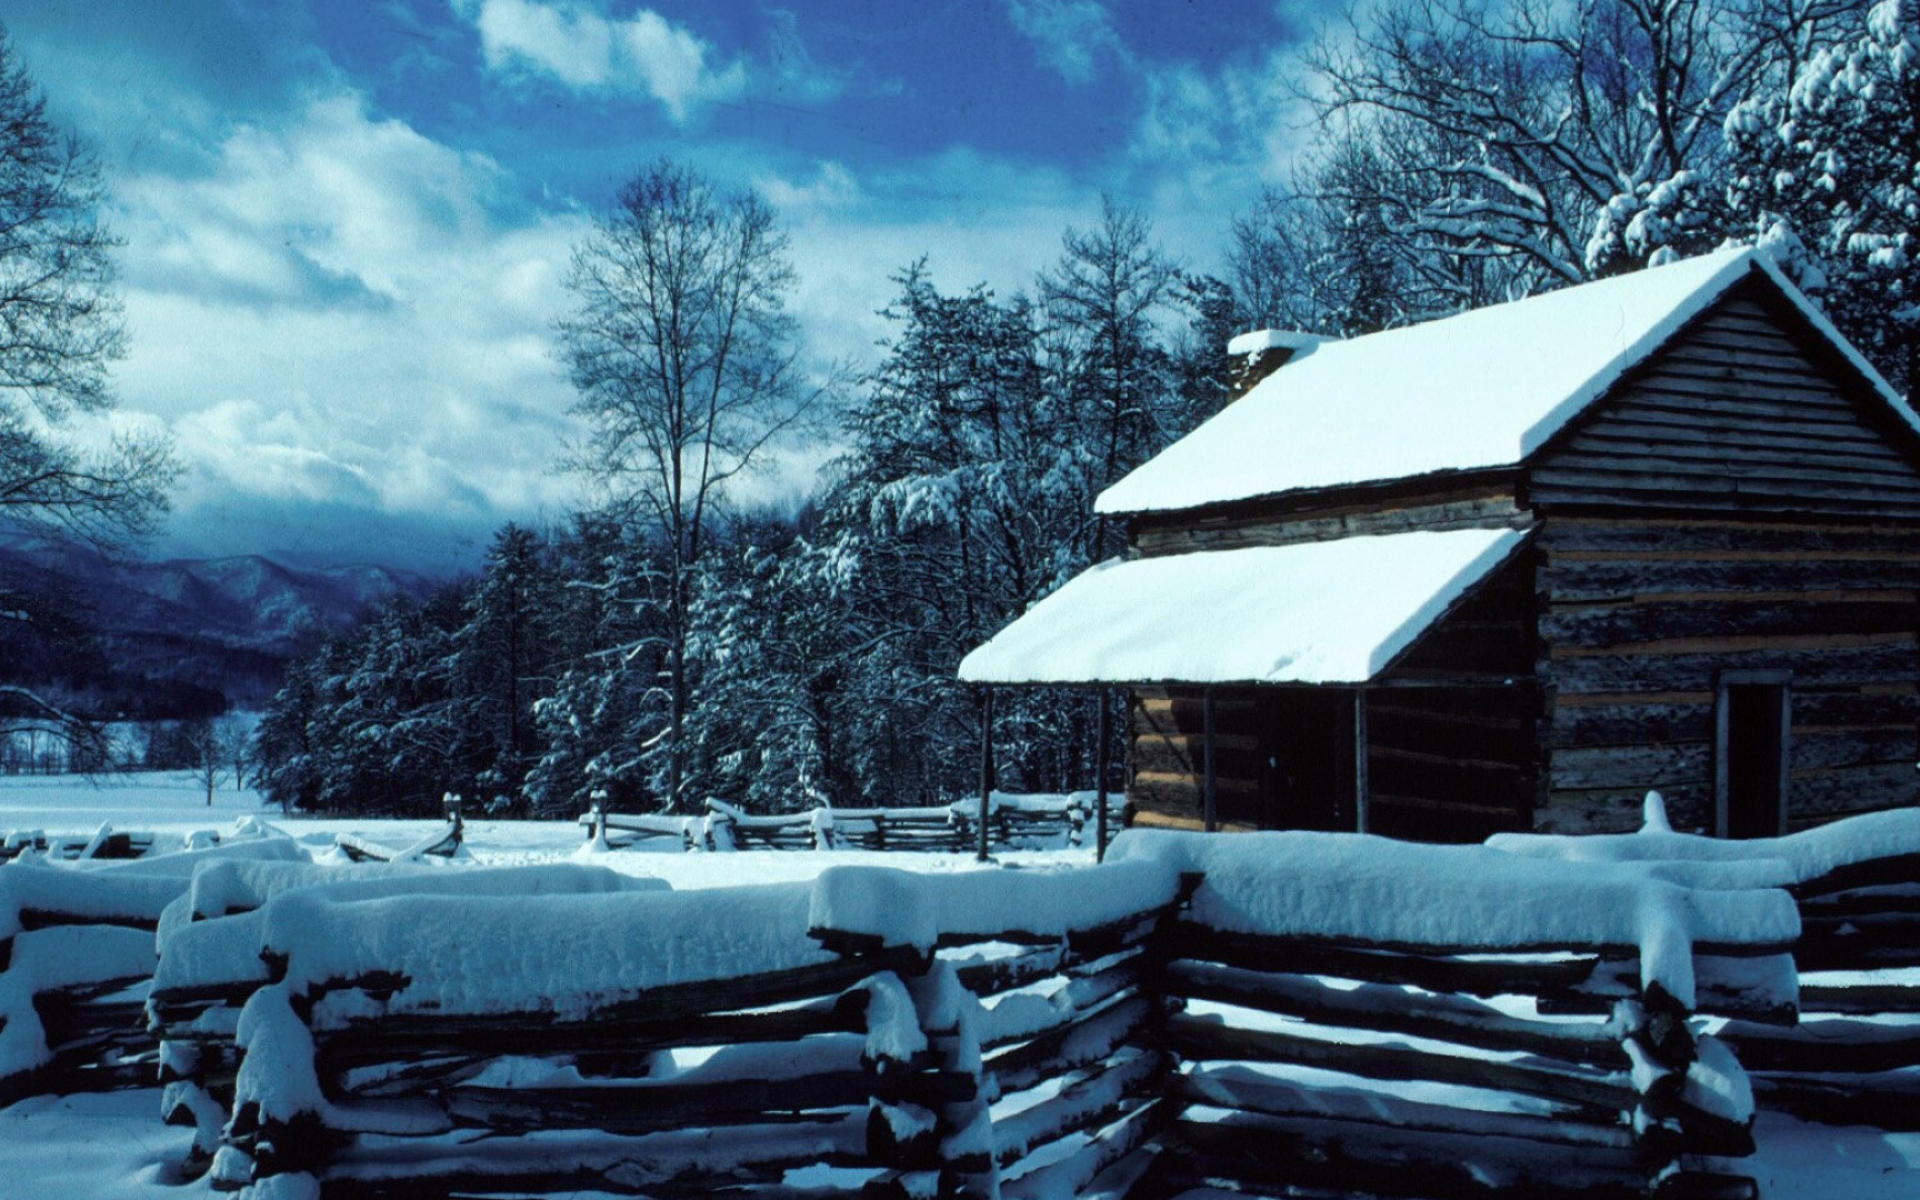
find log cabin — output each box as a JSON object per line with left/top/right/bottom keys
{"left": 959, "top": 248, "right": 1920, "bottom": 841}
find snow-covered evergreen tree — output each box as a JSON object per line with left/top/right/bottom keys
{"left": 452, "top": 524, "right": 559, "bottom": 807}
{"left": 1728, "top": 0, "right": 1920, "bottom": 398}
{"left": 1301, "top": 0, "right": 1851, "bottom": 305}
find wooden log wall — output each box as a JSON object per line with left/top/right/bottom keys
{"left": 1129, "top": 473, "right": 1528, "bottom": 558}
{"left": 1528, "top": 278, "right": 1920, "bottom": 833}
{"left": 1530, "top": 280, "right": 1920, "bottom": 521}
{"left": 1127, "top": 543, "right": 1542, "bottom": 842}
{"left": 1125, "top": 485, "right": 1542, "bottom": 839}
{"left": 1369, "top": 549, "right": 1540, "bottom": 842}
{"left": 1128, "top": 689, "right": 1264, "bottom": 830}
{"left": 1534, "top": 515, "right": 1920, "bottom": 834}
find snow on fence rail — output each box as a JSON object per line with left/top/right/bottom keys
{"left": 153, "top": 828, "right": 1814, "bottom": 1200}
{"left": 13, "top": 803, "right": 1920, "bottom": 1199}
{"left": 1114, "top": 827, "right": 1797, "bottom": 1200}
{"left": 581, "top": 791, "right": 1122, "bottom": 853}
{"left": 1, "top": 827, "right": 307, "bottom": 1104}
{"left": 1491, "top": 797, "right": 1920, "bottom": 1133}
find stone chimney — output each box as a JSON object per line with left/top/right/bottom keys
{"left": 1227, "top": 329, "right": 1327, "bottom": 401}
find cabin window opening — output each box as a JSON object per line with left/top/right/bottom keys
{"left": 1716, "top": 675, "right": 1791, "bottom": 839}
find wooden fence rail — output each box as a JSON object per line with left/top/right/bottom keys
{"left": 1, "top": 832, "right": 308, "bottom": 1105}
{"left": 1491, "top": 801, "right": 1920, "bottom": 1136}
{"left": 10, "top": 807, "right": 1920, "bottom": 1199}
{"left": 142, "top": 829, "right": 1831, "bottom": 1200}
{"left": 581, "top": 792, "right": 1123, "bottom": 854}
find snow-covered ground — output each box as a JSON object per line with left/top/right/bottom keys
{"left": 1, "top": 773, "right": 1914, "bottom": 1199}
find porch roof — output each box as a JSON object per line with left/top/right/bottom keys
{"left": 956, "top": 527, "right": 1529, "bottom": 688}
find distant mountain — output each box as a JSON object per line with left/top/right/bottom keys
{"left": 0, "top": 535, "right": 442, "bottom": 712}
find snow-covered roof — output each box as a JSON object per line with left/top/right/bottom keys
{"left": 956, "top": 527, "right": 1527, "bottom": 686}
{"left": 1098, "top": 248, "right": 1918, "bottom": 516}
{"left": 1227, "top": 328, "right": 1327, "bottom": 357}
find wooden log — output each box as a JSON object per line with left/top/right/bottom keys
{"left": 1788, "top": 762, "right": 1920, "bottom": 822}
{"left": 991, "top": 1047, "right": 1160, "bottom": 1168}
{"left": 1550, "top": 638, "right": 1917, "bottom": 695}
{"left": 1555, "top": 430, "right": 1919, "bottom": 483}
{"left": 1153, "top": 1115, "right": 1653, "bottom": 1200}
{"left": 1543, "top": 599, "right": 1917, "bottom": 648}
{"left": 1541, "top": 516, "right": 1920, "bottom": 559}
{"left": 1551, "top": 743, "right": 1709, "bottom": 790}
{"left": 1796, "top": 980, "right": 1920, "bottom": 1014}
{"left": 435, "top": 1069, "right": 874, "bottom": 1136}
{"left": 1173, "top": 925, "right": 1610, "bottom": 995}
{"left": 1718, "top": 1018, "right": 1920, "bottom": 1074}
{"left": 1129, "top": 481, "right": 1524, "bottom": 558}
{"left": 1541, "top": 556, "right": 1920, "bottom": 602}
{"left": 998, "top": 1095, "right": 1164, "bottom": 1200}
{"left": 1175, "top": 1064, "right": 1633, "bottom": 1148}
{"left": 1797, "top": 883, "right": 1920, "bottom": 919}
{"left": 313, "top": 971, "right": 888, "bottom": 1073}
{"left": 1547, "top": 700, "right": 1714, "bottom": 748}
{"left": 1166, "top": 1015, "right": 1636, "bottom": 1118}
{"left": 1168, "top": 960, "right": 1625, "bottom": 1068}
{"left": 1748, "top": 1071, "right": 1920, "bottom": 1130}
{"left": 985, "top": 995, "right": 1159, "bottom": 1096}
{"left": 1792, "top": 852, "right": 1920, "bottom": 899}
{"left": 307, "top": 1119, "right": 872, "bottom": 1199}
{"left": 951, "top": 945, "right": 1067, "bottom": 997}
{"left": 977, "top": 959, "right": 1145, "bottom": 1052}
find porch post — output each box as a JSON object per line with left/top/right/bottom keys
{"left": 1353, "top": 689, "right": 1370, "bottom": 834}
{"left": 1203, "top": 687, "right": 1218, "bottom": 833}
{"left": 978, "top": 689, "right": 995, "bottom": 862}
{"left": 1095, "top": 688, "right": 1112, "bottom": 862}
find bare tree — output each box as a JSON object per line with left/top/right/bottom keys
{"left": 1040, "top": 196, "right": 1181, "bottom": 562}
{"left": 0, "top": 24, "right": 175, "bottom": 546}
{"left": 1, "top": 24, "right": 177, "bottom": 763}
{"left": 1302, "top": 0, "right": 1854, "bottom": 300}
{"left": 556, "top": 160, "right": 823, "bottom": 811}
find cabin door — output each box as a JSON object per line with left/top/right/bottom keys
{"left": 1258, "top": 688, "right": 1359, "bottom": 832}
{"left": 1716, "top": 674, "right": 1791, "bottom": 839}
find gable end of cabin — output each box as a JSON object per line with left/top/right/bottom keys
{"left": 1527, "top": 274, "right": 1920, "bottom": 834}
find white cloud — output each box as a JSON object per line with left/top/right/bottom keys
{"left": 107, "top": 89, "right": 588, "bottom": 564}
{"left": 751, "top": 151, "right": 1092, "bottom": 373}
{"left": 1002, "top": 0, "right": 1128, "bottom": 85}
{"left": 460, "top": 0, "right": 747, "bottom": 119}
{"left": 1118, "top": 46, "right": 1321, "bottom": 266}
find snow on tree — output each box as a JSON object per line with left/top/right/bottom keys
{"left": 1727, "top": 0, "right": 1920, "bottom": 399}
{"left": 1298, "top": 0, "right": 1851, "bottom": 309}
{"left": 556, "top": 160, "right": 826, "bottom": 812}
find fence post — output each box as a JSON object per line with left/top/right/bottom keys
{"left": 1096, "top": 688, "right": 1112, "bottom": 861}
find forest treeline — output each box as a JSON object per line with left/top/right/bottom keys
{"left": 249, "top": 0, "right": 1920, "bottom": 816}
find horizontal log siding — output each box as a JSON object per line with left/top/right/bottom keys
{"left": 1537, "top": 516, "right": 1920, "bottom": 834}
{"left": 1529, "top": 281, "right": 1920, "bottom": 520}
{"left": 1369, "top": 549, "right": 1539, "bottom": 841}
{"left": 1129, "top": 476, "right": 1527, "bottom": 557}
{"left": 1129, "top": 688, "right": 1264, "bottom": 829}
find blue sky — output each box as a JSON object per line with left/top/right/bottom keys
{"left": 8, "top": 1, "right": 1329, "bottom": 571}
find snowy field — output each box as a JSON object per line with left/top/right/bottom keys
{"left": 1, "top": 772, "right": 1915, "bottom": 1200}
